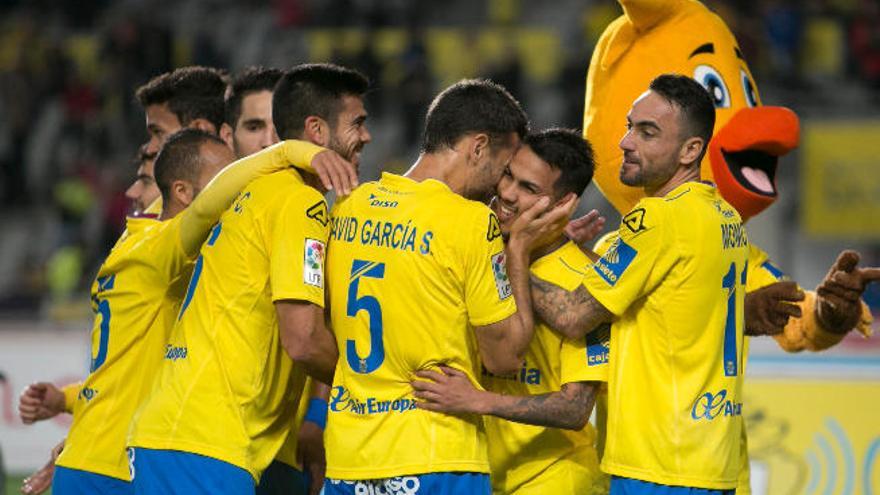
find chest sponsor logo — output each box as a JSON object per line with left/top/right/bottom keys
{"left": 586, "top": 324, "right": 610, "bottom": 366}
{"left": 593, "top": 238, "right": 637, "bottom": 286}
{"left": 164, "top": 344, "right": 188, "bottom": 361}
{"left": 482, "top": 362, "right": 542, "bottom": 385}
{"left": 491, "top": 251, "right": 512, "bottom": 300}
{"left": 691, "top": 389, "right": 743, "bottom": 420}
{"left": 304, "top": 238, "right": 325, "bottom": 288}
{"left": 328, "top": 386, "right": 418, "bottom": 416}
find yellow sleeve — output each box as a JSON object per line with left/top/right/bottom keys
{"left": 62, "top": 382, "right": 81, "bottom": 413}
{"left": 745, "top": 243, "right": 789, "bottom": 292}
{"left": 464, "top": 209, "right": 517, "bottom": 327}
{"left": 560, "top": 324, "right": 609, "bottom": 384}
{"left": 583, "top": 202, "right": 675, "bottom": 316}
{"left": 179, "top": 139, "right": 325, "bottom": 256}
{"left": 267, "top": 188, "right": 330, "bottom": 307}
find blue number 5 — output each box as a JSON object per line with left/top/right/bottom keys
{"left": 721, "top": 262, "right": 747, "bottom": 377}
{"left": 346, "top": 259, "right": 385, "bottom": 374}
{"left": 179, "top": 223, "right": 222, "bottom": 320}
{"left": 91, "top": 274, "right": 115, "bottom": 372}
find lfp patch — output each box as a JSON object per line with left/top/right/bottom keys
{"left": 491, "top": 252, "right": 512, "bottom": 300}
{"left": 304, "top": 238, "right": 325, "bottom": 288}
{"left": 593, "top": 238, "right": 637, "bottom": 286}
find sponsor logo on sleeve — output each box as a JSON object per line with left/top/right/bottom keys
{"left": 586, "top": 324, "right": 610, "bottom": 366}
{"left": 491, "top": 251, "right": 513, "bottom": 300}
{"left": 304, "top": 238, "right": 325, "bottom": 287}
{"left": 593, "top": 238, "right": 637, "bottom": 286}
{"left": 306, "top": 200, "right": 329, "bottom": 226}
{"left": 622, "top": 208, "right": 646, "bottom": 233}
{"left": 487, "top": 213, "right": 502, "bottom": 241}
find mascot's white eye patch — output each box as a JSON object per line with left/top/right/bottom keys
{"left": 740, "top": 70, "right": 759, "bottom": 107}
{"left": 693, "top": 65, "right": 731, "bottom": 109}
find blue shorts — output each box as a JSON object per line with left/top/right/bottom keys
{"left": 610, "top": 476, "right": 735, "bottom": 495}
{"left": 257, "top": 460, "right": 308, "bottom": 495}
{"left": 53, "top": 466, "right": 133, "bottom": 495}
{"left": 130, "top": 447, "right": 254, "bottom": 495}
{"left": 323, "top": 472, "right": 489, "bottom": 495}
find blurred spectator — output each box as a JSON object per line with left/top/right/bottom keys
{"left": 849, "top": 0, "right": 880, "bottom": 89}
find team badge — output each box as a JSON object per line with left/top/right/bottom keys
{"left": 487, "top": 213, "right": 502, "bottom": 241}
{"left": 306, "top": 200, "right": 329, "bottom": 227}
{"left": 491, "top": 251, "right": 512, "bottom": 299}
{"left": 593, "top": 238, "right": 637, "bottom": 286}
{"left": 622, "top": 208, "right": 646, "bottom": 233}
{"left": 303, "top": 238, "right": 325, "bottom": 287}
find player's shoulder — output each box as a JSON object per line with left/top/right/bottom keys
{"left": 531, "top": 241, "right": 592, "bottom": 291}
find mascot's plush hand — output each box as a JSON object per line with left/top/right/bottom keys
{"left": 744, "top": 281, "right": 804, "bottom": 336}
{"left": 815, "top": 250, "right": 880, "bottom": 334}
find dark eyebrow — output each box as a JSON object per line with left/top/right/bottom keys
{"left": 689, "top": 43, "right": 714, "bottom": 58}
{"left": 734, "top": 47, "right": 744, "bottom": 60}
{"left": 240, "top": 118, "right": 266, "bottom": 127}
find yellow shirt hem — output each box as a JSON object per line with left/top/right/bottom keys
{"left": 601, "top": 461, "right": 737, "bottom": 490}
{"left": 326, "top": 460, "right": 490, "bottom": 480}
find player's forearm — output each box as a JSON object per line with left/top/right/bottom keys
{"left": 481, "top": 382, "right": 596, "bottom": 430}
{"left": 504, "top": 239, "right": 536, "bottom": 357}
{"left": 530, "top": 276, "right": 611, "bottom": 340}
{"left": 180, "top": 140, "right": 324, "bottom": 255}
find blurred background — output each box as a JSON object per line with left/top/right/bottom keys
{"left": 0, "top": 0, "right": 878, "bottom": 493}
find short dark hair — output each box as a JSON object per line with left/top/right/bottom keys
{"left": 422, "top": 79, "right": 528, "bottom": 154}
{"left": 153, "top": 128, "right": 227, "bottom": 202}
{"left": 525, "top": 128, "right": 595, "bottom": 198}
{"left": 136, "top": 66, "right": 227, "bottom": 130}
{"left": 225, "top": 66, "right": 283, "bottom": 128}
{"left": 649, "top": 74, "right": 716, "bottom": 163}
{"left": 272, "top": 63, "right": 369, "bottom": 140}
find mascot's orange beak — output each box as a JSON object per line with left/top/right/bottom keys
{"left": 708, "top": 106, "right": 800, "bottom": 222}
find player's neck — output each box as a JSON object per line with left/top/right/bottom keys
{"left": 646, "top": 165, "right": 701, "bottom": 198}
{"left": 404, "top": 152, "right": 467, "bottom": 195}
{"left": 159, "top": 200, "right": 183, "bottom": 221}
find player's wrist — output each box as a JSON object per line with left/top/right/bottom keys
{"left": 303, "top": 397, "right": 328, "bottom": 430}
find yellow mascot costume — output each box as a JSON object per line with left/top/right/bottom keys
{"left": 583, "top": 0, "right": 874, "bottom": 493}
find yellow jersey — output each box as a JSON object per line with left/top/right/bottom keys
{"left": 483, "top": 240, "right": 608, "bottom": 495}
{"left": 324, "top": 173, "right": 516, "bottom": 480}
{"left": 56, "top": 215, "right": 192, "bottom": 480}
{"left": 583, "top": 182, "right": 749, "bottom": 490}
{"left": 128, "top": 169, "right": 328, "bottom": 480}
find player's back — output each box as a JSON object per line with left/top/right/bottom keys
{"left": 56, "top": 215, "right": 192, "bottom": 481}
{"left": 586, "top": 182, "right": 749, "bottom": 489}
{"left": 128, "top": 168, "right": 327, "bottom": 480}
{"left": 325, "top": 172, "right": 515, "bottom": 480}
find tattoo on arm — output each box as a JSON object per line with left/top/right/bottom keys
{"left": 530, "top": 275, "right": 613, "bottom": 339}
{"left": 486, "top": 382, "right": 598, "bottom": 430}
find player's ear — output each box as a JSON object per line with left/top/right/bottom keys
{"left": 470, "top": 133, "right": 490, "bottom": 163}
{"left": 219, "top": 123, "right": 234, "bottom": 149}
{"left": 188, "top": 118, "right": 218, "bottom": 136}
{"left": 303, "top": 116, "right": 328, "bottom": 147}
{"left": 679, "top": 136, "right": 704, "bottom": 167}
{"left": 171, "top": 179, "right": 195, "bottom": 208}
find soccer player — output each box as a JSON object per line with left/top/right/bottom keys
{"left": 516, "top": 74, "right": 750, "bottom": 494}
{"left": 411, "top": 128, "right": 610, "bottom": 495}
{"left": 221, "top": 66, "right": 282, "bottom": 158}
{"left": 124, "top": 145, "right": 160, "bottom": 215}
{"left": 46, "top": 128, "right": 335, "bottom": 495}
{"left": 127, "top": 63, "right": 370, "bottom": 495}
{"left": 322, "top": 79, "right": 574, "bottom": 494}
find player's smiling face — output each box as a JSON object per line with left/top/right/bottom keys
{"left": 619, "top": 90, "right": 685, "bottom": 190}
{"left": 232, "top": 90, "right": 279, "bottom": 158}
{"left": 328, "top": 94, "right": 371, "bottom": 170}
{"left": 492, "top": 145, "right": 561, "bottom": 236}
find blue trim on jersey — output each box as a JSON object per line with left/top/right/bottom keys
{"left": 760, "top": 260, "right": 785, "bottom": 280}
{"left": 323, "top": 472, "right": 489, "bottom": 495}
{"left": 130, "top": 448, "right": 254, "bottom": 495}
{"left": 256, "top": 460, "right": 308, "bottom": 495}
{"left": 610, "top": 476, "right": 734, "bottom": 495}
{"left": 53, "top": 466, "right": 132, "bottom": 495}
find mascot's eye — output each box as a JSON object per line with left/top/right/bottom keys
{"left": 741, "top": 70, "right": 759, "bottom": 107}
{"left": 693, "top": 65, "right": 730, "bottom": 108}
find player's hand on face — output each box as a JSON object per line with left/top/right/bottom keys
{"left": 296, "top": 421, "right": 326, "bottom": 495}
{"left": 310, "top": 149, "right": 358, "bottom": 196}
{"left": 412, "top": 366, "right": 487, "bottom": 416}
{"left": 564, "top": 209, "right": 606, "bottom": 247}
{"left": 509, "top": 194, "right": 578, "bottom": 254}
{"left": 18, "top": 382, "right": 66, "bottom": 424}
{"left": 21, "top": 438, "right": 64, "bottom": 494}
{"left": 744, "top": 281, "right": 804, "bottom": 336}
{"left": 816, "top": 250, "right": 880, "bottom": 334}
